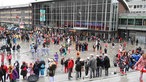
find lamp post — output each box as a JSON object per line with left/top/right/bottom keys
{"left": 125, "top": 26, "right": 128, "bottom": 41}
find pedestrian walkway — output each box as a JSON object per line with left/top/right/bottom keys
{"left": 1, "top": 40, "right": 146, "bottom": 82}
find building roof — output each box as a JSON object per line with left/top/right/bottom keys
{"left": 118, "top": 0, "right": 130, "bottom": 11}
{"left": 0, "top": 4, "right": 31, "bottom": 9}
{"left": 126, "top": 0, "right": 146, "bottom": 12}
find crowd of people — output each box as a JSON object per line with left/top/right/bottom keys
{"left": 0, "top": 29, "right": 145, "bottom": 82}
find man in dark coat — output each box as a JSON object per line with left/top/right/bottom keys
{"left": 103, "top": 55, "right": 110, "bottom": 76}
{"left": 75, "top": 57, "right": 82, "bottom": 80}
{"left": 96, "top": 55, "right": 102, "bottom": 77}
{"left": 33, "top": 61, "right": 40, "bottom": 76}
{"left": 89, "top": 54, "right": 96, "bottom": 79}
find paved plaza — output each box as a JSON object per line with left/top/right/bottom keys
{"left": 0, "top": 40, "right": 146, "bottom": 82}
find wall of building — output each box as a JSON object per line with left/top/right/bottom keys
{"left": 118, "top": 2, "right": 128, "bottom": 13}
{"left": 0, "top": 6, "right": 32, "bottom": 28}
{"left": 118, "top": 13, "right": 146, "bottom": 43}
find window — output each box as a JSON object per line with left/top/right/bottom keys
{"left": 134, "top": 5, "right": 136, "bottom": 8}
{"left": 128, "top": 19, "right": 134, "bottom": 25}
{"left": 144, "top": 5, "right": 146, "bottom": 8}
{"left": 140, "top": 5, "right": 142, "bottom": 8}
{"left": 143, "top": 19, "right": 146, "bottom": 26}
{"left": 120, "top": 19, "right": 127, "bottom": 25}
{"left": 135, "top": 19, "right": 142, "bottom": 25}
{"left": 137, "top": 5, "right": 139, "bottom": 8}
{"left": 129, "top": 5, "right": 133, "bottom": 8}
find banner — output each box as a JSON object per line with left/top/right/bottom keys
{"left": 40, "top": 9, "right": 46, "bottom": 21}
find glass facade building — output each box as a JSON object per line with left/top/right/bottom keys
{"left": 32, "top": 0, "right": 119, "bottom": 38}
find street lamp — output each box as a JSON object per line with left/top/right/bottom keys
{"left": 125, "top": 26, "right": 128, "bottom": 41}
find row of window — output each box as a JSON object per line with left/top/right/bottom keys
{"left": 119, "top": 18, "right": 146, "bottom": 26}
{"left": 34, "top": 13, "right": 111, "bottom": 21}
{"left": 129, "top": 5, "right": 146, "bottom": 9}
{"left": 0, "top": 12, "right": 31, "bottom": 15}
{"left": 0, "top": 18, "right": 31, "bottom": 21}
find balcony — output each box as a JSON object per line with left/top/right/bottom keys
{"left": 118, "top": 25, "right": 146, "bottom": 31}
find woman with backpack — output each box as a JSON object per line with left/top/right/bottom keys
{"left": 20, "top": 62, "right": 28, "bottom": 79}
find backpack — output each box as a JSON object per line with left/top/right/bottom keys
{"left": 23, "top": 66, "right": 27, "bottom": 71}
{"left": 34, "top": 65, "right": 39, "bottom": 70}
{"left": 41, "top": 64, "right": 45, "bottom": 69}
{"left": 76, "top": 61, "right": 81, "bottom": 67}
{"left": 62, "top": 48, "right": 65, "bottom": 53}
{"left": 49, "top": 64, "right": 57, "bottom": 70}
{"left": 17, "top": 45, "right": 20, "bottom": 49}
{"left": 61, "top": 59, "right": 64, "bottom": 65}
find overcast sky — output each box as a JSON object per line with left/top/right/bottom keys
{"left": 0, "top": 0, "right": 50, "bottom": 6}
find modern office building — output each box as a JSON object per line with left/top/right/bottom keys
{"left": 32, "top": 0, "right": 129, "bottom": 39}
{"left": 0, "top": 4, "right": 32, "bottom": 28}
{"left": 118, "top": 0, "right": 146, "bottom": 43}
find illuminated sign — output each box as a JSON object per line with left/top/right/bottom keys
{"left": 40, "top": 9, "right": 46, "bottom": 21}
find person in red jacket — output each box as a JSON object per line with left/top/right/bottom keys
{"left": 1, "top": 63, "right": 8, "bottom": 82}
{"left": 68, "top": 57, "right": 74, "bottom": 80}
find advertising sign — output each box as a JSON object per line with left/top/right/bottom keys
{"left": 40, "top": 9, "right": 46, "bottom": 21}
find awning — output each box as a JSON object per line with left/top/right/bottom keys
{"left": 70, "top": 27, "right": 88, "bottom": 30}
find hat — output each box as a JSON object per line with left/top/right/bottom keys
{"left": 71, "top": 57, "right": 74, "bottom": 59}
{"left": 48, "top": 58, "right": 51, "bottom": 61}
{"left": 104, "top": 54, "right": 108, "bottom": 56}
{"left": 80, "top": 58, "right": 84, "bottom": 61}
{"left": 50, "top": 59, "right": 54, "bottom": 62}
{"left": 96, "top": 55, "right": 100, "bottom": 57}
